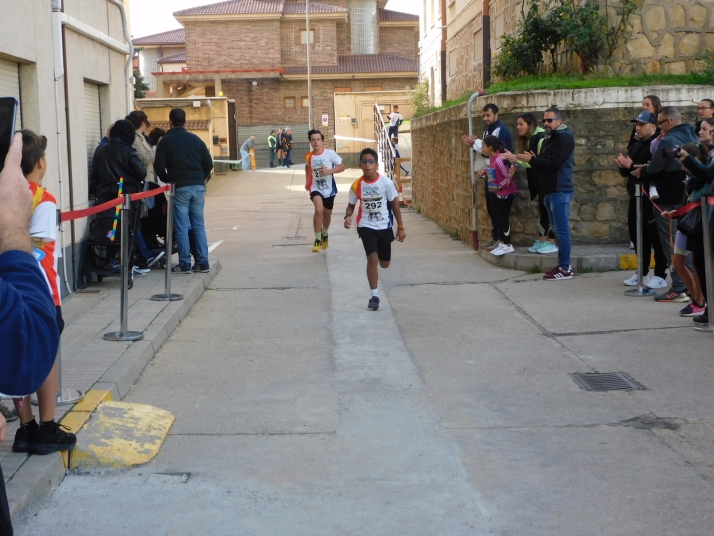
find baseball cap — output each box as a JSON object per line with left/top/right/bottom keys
{"left": 631, "top": 111, "right": 657, "bottom": 124}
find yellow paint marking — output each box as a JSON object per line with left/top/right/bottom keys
{"left": 72, "top": 390, "right": 112, "bottom": 412}
{"left": 619, "top": 253, "right": 655, "bottom": 270}
{"left": 59, "top": 390, "right": 114, "bottom": 468}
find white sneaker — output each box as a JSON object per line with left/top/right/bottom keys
{"left": 491, "top": 243, "right": 515, "bottom": 256}
{"left": 649, "top": 186, "right": 659, "bottom": 201}
{"left": 538, "top": 242, "right": 559, "bottom": 254}
{"left": 645, "top": 275, "right": 667, "bottom": 289}
{"left": 623, "top": 273, "right": 650, "bottom": 286}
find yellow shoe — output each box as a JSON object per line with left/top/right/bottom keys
{"left": 321, "top": 235, "right": 329, "bottom": 250}
{"left": 312, "top": 239, "right": 322, "bottom": 252}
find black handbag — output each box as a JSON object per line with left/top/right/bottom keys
{"left": 677, "top": 206, "right": 702, "bottom": 237}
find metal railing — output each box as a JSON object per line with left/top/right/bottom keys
{"left": 374, "top": 103, "right": 396, "bottom": 181}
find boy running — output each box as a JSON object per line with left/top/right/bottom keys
{"left": 12, "top": 130, "right": 76, "bottom": 455}
{"left": 344, "top": 148, "right": 406, "bottom": 311}
{"left": 305, "top": 129, "right": 345, "bottom": 252}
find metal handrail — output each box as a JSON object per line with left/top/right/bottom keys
{"left": 374, "top": 102, "right": 396, "bottom": 181}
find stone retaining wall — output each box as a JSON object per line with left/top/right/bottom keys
{"left": 411, "top": 86, "right": 709, "bottom": 247}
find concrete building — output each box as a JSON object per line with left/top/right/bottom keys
{"left": 133, "top": 28, "right": 186, "bottom": 95}
{"left": 418, "top": 0, "right": 446, "bottom": 106}
{"left": 0, "top": 0, "right": 133, "bottom": 290}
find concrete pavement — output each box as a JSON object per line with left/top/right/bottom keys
{"left": 17, "top": 167, "right": 714, "bottom": 535}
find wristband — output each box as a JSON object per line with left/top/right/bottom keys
{"left": 344, "top": 213, "right": 352, "bottom": 219}
{"left": 397, "top": 226, "right": 405, "bottom": 230}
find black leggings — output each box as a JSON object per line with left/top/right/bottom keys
{"left": 493, "top": 194, "right": 515, "bottom": 244}
{"left": 537, "top": 195, "right": 555, "bottom": 239}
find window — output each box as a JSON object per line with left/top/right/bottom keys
{"left": 473, "top": 29, "right": 483, "bottom": 64}
{"left": 334, "top": 87, "right": 351, "bottom": 92}
{"left": 300, "top": 30, "right": 315, "bottom": 45}
{"left": 301, "top": 97, "right": 310, "bottom": 108}
{"left": 283, "top": 97, "right": 295, "bottom": 109}
{"left": 365, "top": 86, "right": 382, "bottom": 91}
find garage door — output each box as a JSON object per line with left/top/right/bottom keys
{"left": 236, "top": 124, "right": 309, "bottom": 169}
{"left": 0, "top": 57, "right": 22, "bottom": 130}
{"left": 84, "top": 82, "right": 101, "bottom": 177}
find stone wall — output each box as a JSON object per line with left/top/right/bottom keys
{"left": 445, "top": 15, "right": 484, "bottom": 101}
{"left": 411, "top": 86, "right": 708, "bottom": 247}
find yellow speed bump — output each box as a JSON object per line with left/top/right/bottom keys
{"left": 619, "top": 253, "right": 655, "bottom": 271}
{"left": 68, "top": 401, "right": 174, "bottom": 472}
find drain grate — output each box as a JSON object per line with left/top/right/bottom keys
{"left": 570, "top": 372, "right": 645, "bottom": 392}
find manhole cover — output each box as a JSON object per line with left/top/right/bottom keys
{"left": 570, "top": 372, "right": 644, "bottom": 392}
{"left": 147, "top": 472, "right": 191, "bottom": 484}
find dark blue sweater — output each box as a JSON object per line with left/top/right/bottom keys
{"left": 0, "top": 251, "right": 58, "bottom": 396}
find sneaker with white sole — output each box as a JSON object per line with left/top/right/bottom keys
{"left": 528, "top": 240, "right": 545, "bottom": 253}
{"left": 623, "top": 273, "right": 651, "bottom": 286}
{"left": 645, "top": 275, "right": 667, "bottom": 289}
{"left": 680, "top": 302, "right": 706, "bottom": 317}
{"left": 537, "top": 242, "right": 559, "bottom": 254}
{"left": 491, "top": 243, "right": 515, "bottom": 256}
{"left": 543, "top": 266, "right": 573, "bottom": 280}
{"left": 649, "top": 186, "right": 659, "bottom": 201}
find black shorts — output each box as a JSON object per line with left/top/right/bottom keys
{"left": 310, "top": 192, "right": 335, "bottom": 210}
{"left": 358, "top": 227, "right": 394, "bottom": 261}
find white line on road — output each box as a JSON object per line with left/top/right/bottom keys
{"left": 232, "top": 225, "right": 240, "bottom": 230}
{"left": 208, "top": 240, "right": 225, "bottom": 253}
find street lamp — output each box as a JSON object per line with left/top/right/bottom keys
{"left": 306, "top": 0, "right": 313, "bottom": 129}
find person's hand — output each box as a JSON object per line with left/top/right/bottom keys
{"left": 477, "top": 169, "right": 486, "bottom": 178}
{"left": 396, "top": 228, "right": 406, "bottom": 242}
{"left": 319, "top": 166, "right": 330, "bottom": 177}
{"left": 631, "top": 165, "right": 643, "bottom": 178}
{"left": 344, "top": 215, "right": 352, "bottom": 229}
{"left": 676, "top": 149, "right": 689, "bottom": 163}
{"left": 461, "top": 135, "right": 475, "bottom": 148}
{"left": 488, "top": 185, "right": 499, "bottom": 192}
{"left": 500, "top": 149, "right": 517, "bottom": 164}
{"left": 0, "top": 413, "right": 6, "bottom": 443}
{"left": 0, "top": 133, "right": 33, "bottom": 255}
{"left": 516, "top": 151, "right": 534, "bottom": 163}
{"left": 615, "top": 153, "right": 633, "bottom": 169}
{"left": 661, "top": 210, "right": 674, "bottom": 218}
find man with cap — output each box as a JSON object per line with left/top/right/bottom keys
{"left": 615, "top": 111, "right": 667, "bottom": 287}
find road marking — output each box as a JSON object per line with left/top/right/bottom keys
{"left": 208, "top": 240, "right": 225, "bottom": 253}
{"left": 232, "top": 225, "right": 240, "bottom": 230}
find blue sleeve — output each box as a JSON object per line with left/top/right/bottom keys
{"left": 0, "top": 251, "right": 59, "bottom": 396}
{"left": 499, "top": 128, "right": 513, "bottom": 153}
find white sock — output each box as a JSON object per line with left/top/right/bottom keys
{"left": 315, "top": 232, "right": 322, "bottom": 241}
{"left": 371, "top": 288, "right": 379, "bottom": 298}
{"left": 322, "top": 228, "right": 328, "bottom": 237}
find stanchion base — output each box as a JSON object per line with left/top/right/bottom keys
{"left": 31, "top": 388, "right": 84, "bottom": 406}
{"left": 624, "top": 287, "right": 656, "bottom": 297}
{"left": 693, "top": 324, "right": 714, "bottom": 333}
{"left": 151, "top": 293, "right": 184, "bottom": 302}
{"left": 103, "top": 330, "right": 144, "bottom": 341}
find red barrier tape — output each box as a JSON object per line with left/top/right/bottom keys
{"left": 60, "top": 185, "right": 170, "bottom": 222}
{"left": 641, "top": 186, "right": 701, "bottom": 218}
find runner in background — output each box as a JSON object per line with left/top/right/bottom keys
{"left": 344, "top": 148, "right": 406, "bottom": 311}
{"left": 305, "top": 129, "right": 345, "bottom": 252}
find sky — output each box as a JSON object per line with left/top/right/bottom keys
{"left": 129, "top": 0, "right": 419, "bottom": 39}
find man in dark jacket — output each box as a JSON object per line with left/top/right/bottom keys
{"left": 0, "top": 133, "right": 59, "bottom": 536}
{"left": 155, "top": 108, "right": 214, "bottom": 274}
{"left": 615, "top": 111, "right": 667, "bottom": 286}
{"left": 90, "top": 120, "right": 146, "bottom": 201}
{"left": 461, "top": 103, "right": 514, "bottom": 248}
{"left": 635, "top": 106, "right": 699, "bottom": 302}
{"left": 517, "top": 107, "right": 575, "bottom": 280}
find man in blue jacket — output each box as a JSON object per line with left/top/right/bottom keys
{"left": 517, "top": 108, "right": 575, "bottom": 280}
{"left": 0, "top": 133, "right": 59, "bottom": 536}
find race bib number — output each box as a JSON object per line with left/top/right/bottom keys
{"left": 363, "top": 196, "right": 384, "bottom": 220}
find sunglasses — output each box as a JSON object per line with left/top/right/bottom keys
{"left": 542, "top": 118, "right": 557, "bottom": 123}
{"left": 657, "top": 119, "right": 669, "bottom": 125}
{"left": 360, "top": 159, "right": 376, "bottom": 164}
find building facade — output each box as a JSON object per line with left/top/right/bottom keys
{"left": 0, "top": 0, "right": 132, "bottom": 290}
{"left": 418, "top": 0, "right": 446, "bottom": 106}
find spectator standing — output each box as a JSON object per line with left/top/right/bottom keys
{"left": 615, "top": 111, "right": 668, "bottom": 287}
{"left": 240, "top": 135, "right": 255, "bottom": 170}
{"left": 461, "top": 103, "right": 514, "bottom": 249}
{"left": 387, "top": 105, "right": 403, "bottom": 140}
{"left": 627, "top": 95, "right": 662, "bottom": 146}
{"left": 155, "top": 108, "right": 214, "bottom": 274}
{"left": 0, "top": 133, "right": 60, "bottom": 536}
{"left": 516, "top": 108, "right": 575, "bottom": 281}
{"left": 126, "top": 110, "right": 155, "bottom": 182}
{"left": 90, "top": 120, "right": 146, "bottom": 202}
{"left": 276, "top": 128, "right": 285, "bottom": 167}
{"left": 268, "top": 130, "right": 277, "bottom": 168}
{"left": 634, "top": 106, "right": 699, "bottom": 302}
{"left": 479, "top": 135, "right": 517, "bottom": 256}
{"left": 695, "top": 99, "right": 714, "bottom": 135}
{"left": 284, "top": 128, "right": 294, "bottom": 168}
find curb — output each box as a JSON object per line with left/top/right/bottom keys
{"left": 5, "top": 260, "right": 220, "bottom": 525}
{"left": 476, "top": 248, "right": 655, "bottom": 273}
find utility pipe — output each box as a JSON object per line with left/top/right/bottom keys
{"left": 467, "top": 92, "right": 481, "bottom": 250}
{"left": 306, "top": 0, "right": 313, "bottom": 130}
{"left": 106, "top": 0, "right": 134, "bottom": 116}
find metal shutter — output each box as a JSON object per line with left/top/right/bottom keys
{"left": 83, "top": 82, "right": 101, "bottom": 177}
{"left": 236, "top": 124, "right": 309, "bottom": 168}
{"left": 0, "top": 57, "right": 22, "bottom": 130}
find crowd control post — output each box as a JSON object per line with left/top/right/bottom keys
{"left": 152, "top": 184, "right": 184, "bottom": 302}
{"left": 104, "top": 194, "right": 144, "bottom": 341}
{"left": 32, "top": 345, "right": 84, "bottom": 407}
{"left": 625, "top": 183, "right": 655, "bottom": 298}
{"left": 694, "top": 196, "right": 714, "bottom": 333}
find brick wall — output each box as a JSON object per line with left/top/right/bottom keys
{"left": 185, "top": 20, "right": 281, "bottom": 70}
{"left": 281, "top": 20, "right": 338, "bottom": 66}
{"left": 337, "top": 22, "right": 352, "bottom": 54}
{"left": 378, "top": 26, "right": 419, "bottom": 59}
{"left": 412, "top": 86, "right": 706, "bottom": 247}
{"left": 445, "top": 15, "right": 484, "bottom": 100}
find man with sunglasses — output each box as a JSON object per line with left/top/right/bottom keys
{"left": 344, "top": 148, "right": 406, "bottom": 311}
{"left": 515, "top": 108, "right": 575, "bottom": 280}
{"left": 633, "top": 106, "right": 698, "bottom": 303}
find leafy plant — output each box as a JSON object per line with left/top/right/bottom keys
{"left": 133, "top": 69, "right": 149, "bottom": 99}
{"left": 602, "top": 0, "right": 638, "bottom": 74}
{"left": 408, "top": 81, "right": 431, "bottom": 117}
{"left": 560, "top": 0, "right": 606, "bottom": 74}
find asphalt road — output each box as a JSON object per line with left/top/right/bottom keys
{"left": 18, "top": 168, "right": 714, "bottom": 535}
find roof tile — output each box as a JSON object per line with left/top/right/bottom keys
{"left": 157, "top": 52, "right": 188, "bottom": 64}
{"left": 285, "top": 54, "right": 417, "bottom": 75}
{"left": 175, "top": 0, "right": 285, "bottom": 16}
{"left": 132, "top": 28, "right": 186, "bottom": 46}
{"left": 378, "top": 8, "right": 419, "bottom": 22}
{"left": 150, "top": 120, "right": 210, "bottom": 131}
{"left": 283, "top": 2, "right": 348, "bottom": 14}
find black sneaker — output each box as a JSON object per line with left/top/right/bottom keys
{"left": 191, "top": 262, "right": 210, "bottom": 273}
{"left": 368, "top": 296, "right": 380, "bottom": 311}
{"left": 31, "top": 420, "right": 76, "bottom": 455}
{"left": 693, "top": 311, "right": 709, "bottom": 324}
{"left": 12, "top": 419, "right": 38, "bottom": 453}
{"left": 171, "top": 263, "right": 192, "bottom": 275}
{"left": 0, "top": 401, "right": 18, "bottom": 422}
{"left": 146, "top": 250, "right": 165, "bottom": 268}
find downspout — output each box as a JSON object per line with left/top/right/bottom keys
{"left": 440, "top": 0, "right": 447, "bottom": 103}
{"left": 482, "top": 0, "right": 491, "bottom": 89}
{"left": 107, "top": 0, "right": 134, "bottom": 116}
{"left": 467, "top": 92, "right": 480, "bottom": 250}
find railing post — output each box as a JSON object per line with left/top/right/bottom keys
{"left": 104, "top": 194, "right": 144, "bottom": 341}
{"left": 467, "top": 92, "right": 480, "bottom": 249}
{"left": 152, "top": 184, "right": 184, "bottom": 302}
{"left": 694, "top": 196, "right": 714, "bottom": 332}
{"left": 625, "top": 183, "right": 655, "bottom": 298}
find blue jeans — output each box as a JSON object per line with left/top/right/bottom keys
{"left": 543, "top": 192, "right": 573, "bottom": 269}
{"left": 173, "top": 185, "right": 208, "bottom": 267}
{"left": 240, "top": 150, "right": 250, "bottom": 170}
